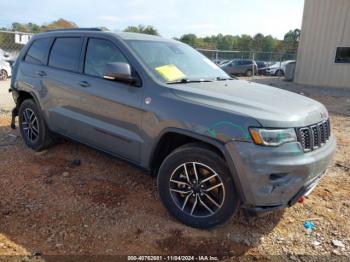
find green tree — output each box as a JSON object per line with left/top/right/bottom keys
{"left": 178, "top": 33, "right": 198, "bottom": 47}
{"left": 252, "top": 33, "right": 264, "bottom": 51}
{"left": 283, "top": 28, "right": 301, "bottom": 52}
{"left": 124, "top": 25, "right": 159, "bottom": 35}
{"left": 236, "top": 34, "right": 253, "bottom": 51}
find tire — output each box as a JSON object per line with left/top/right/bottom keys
{"left": 18, "top": 99, "right": 54, "bottom": 151}
{"left": 275, "top": 70, "right": 284, "bottom": 77}
{"left": 245, "top": 69, "right": 253, "bottom": 77}
{"left": 157, "top": 143, "right": 239, "bottom": 229}
{"left": 0, "top": 69, "right": 7, "bottom": 81}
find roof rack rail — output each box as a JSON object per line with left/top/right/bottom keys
{"left": 45, "top": 28, "right": 103, "bottom": 32}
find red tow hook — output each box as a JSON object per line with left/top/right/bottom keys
{"left": 298, "top": 196, "right": 305, "bottom": 204}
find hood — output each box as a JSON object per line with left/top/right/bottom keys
{"left": 169, "top": 80, "right": 328, "bottom": 128}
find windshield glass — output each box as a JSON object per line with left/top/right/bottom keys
{"left": 127, "top": 40, "right": 230, "bottom": 83}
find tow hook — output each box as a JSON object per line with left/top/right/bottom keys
{"left": 11, "top": 107, "right": 18, "bottom": 130}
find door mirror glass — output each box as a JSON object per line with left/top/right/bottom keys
{"left": 103, "top": 62, "right": 135, "bottom": 83}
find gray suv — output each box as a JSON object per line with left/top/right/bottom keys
{"left": 10, "top": 29, "right": 336, "bottom": 229}
{"left": 220, "top": 59, "right": 258, "bottom": 77}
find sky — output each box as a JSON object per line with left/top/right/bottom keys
{"left": 0, "top": 0, "right": 304, "bottom": 39}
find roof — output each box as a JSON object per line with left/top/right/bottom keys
{"left": 35, "top": 28, "right": 171, "bottom": 42}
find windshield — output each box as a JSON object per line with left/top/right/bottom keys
{"left": 127, "top": 40, "right": 230, "bottom": 83}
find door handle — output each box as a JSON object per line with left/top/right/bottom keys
{"left": 78, "top": 81, "right": 90, "bottom": 88}
{"left": 36, "top": 70, "right": 46, "bottom": 77}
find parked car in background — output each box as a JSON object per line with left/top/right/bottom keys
{"left": 0, "top": 59, "right": 12, "bottom": 80}
{"left": 255, "top": 61, "right": 268, "bottom": 75}
{"left": 220, "top": 59, "right": 258, "bottom": 77}
{"left": 265, "top": 60, "right": 295, "bottom": 76}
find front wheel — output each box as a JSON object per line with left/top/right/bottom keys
{"left": 157, "top": 143, "right": 239, "bottom": 229}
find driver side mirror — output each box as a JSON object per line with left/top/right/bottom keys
{"left": 103, "top": 62, "right": 136, "bottom": 84}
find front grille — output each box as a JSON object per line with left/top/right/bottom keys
{"left": 297, "top": 119, "right": 331, "bottom": 152}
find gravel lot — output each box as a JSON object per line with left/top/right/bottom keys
{"left": 0, "top": 77, "right": 349, "bottom": 261}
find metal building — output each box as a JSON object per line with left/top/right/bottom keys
{"left": 294, "top": 0, "right": 350, "bottom": 88}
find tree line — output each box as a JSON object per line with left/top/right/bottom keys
{"left": 1, "top": 19, "right": 300, "bottom": 53}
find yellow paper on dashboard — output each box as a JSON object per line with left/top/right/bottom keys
{"left": 155, "top": 64, "right": 186, "bottom": 82}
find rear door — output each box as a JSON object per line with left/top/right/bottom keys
{"left": 43, "top": 36, "right": 86, "bottom": 136}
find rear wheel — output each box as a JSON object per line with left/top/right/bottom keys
{"left": 157, "top": 143, "right": 239, "bottom": 229}
{"left": 19, "top": 99, "right": 55, "bottom": 151}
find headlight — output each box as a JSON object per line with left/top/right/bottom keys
{"left": 249, "top": 128, "right": 297, "bottom": 146}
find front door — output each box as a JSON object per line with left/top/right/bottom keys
{"left": 73, "top": 37, "right": 144, "bottom": 163}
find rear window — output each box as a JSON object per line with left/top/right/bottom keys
{"left": 49, "top": 37, "right": 83, "bottom": 72}
{"left": 24, "top": 38, "right": 52, "bottom": 65}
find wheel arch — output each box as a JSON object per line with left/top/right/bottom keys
{"left": 14, "top": 89, "right": 41, "bottom": 110}
{"left": 149, "top": 128, "right": 227, "bottom": 176}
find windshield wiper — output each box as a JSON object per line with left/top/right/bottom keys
{"left": 216, "top": 76, "right": 236, "bottom": 81}
{"left": 166, "top": 78, "right": 214, "bottom": 84}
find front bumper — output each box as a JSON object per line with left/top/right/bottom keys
{"left": 224, "top": 135, "right": 336, "bottom": 210}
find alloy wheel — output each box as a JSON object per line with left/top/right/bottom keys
{"left": 169, "top": 162, "right": 225, "bottom": 218}
{"left": 21, "top": 108, "right": 40, "bottom": 142}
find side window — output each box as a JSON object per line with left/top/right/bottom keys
{"left": 84, "top": 38, "right": 127, "bottom": 77}
{"left": 24, "top": 38, "right": 52, "bottom": 65}
{"left": 49, "top": 38, "right": 83, "bottom": 72}
{"left": 335, "top": 47, "right": 350, "bottom": 63}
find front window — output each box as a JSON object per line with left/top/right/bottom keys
{"left": 127, "top": 40, "right": 230, "bottom": 83}
{"left": 84, "top": 38, "right": 127, "bottom": 78}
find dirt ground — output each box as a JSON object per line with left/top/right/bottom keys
{"left": 0, "top": 77, "right": 349, "bottom": 261}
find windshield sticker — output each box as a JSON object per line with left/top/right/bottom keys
{"left": 155, "top": 64, "right": 186, "bottom": 82}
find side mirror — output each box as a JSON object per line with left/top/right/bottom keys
{"left": 103, "top": 62, "right": 136, "bottom": 84}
